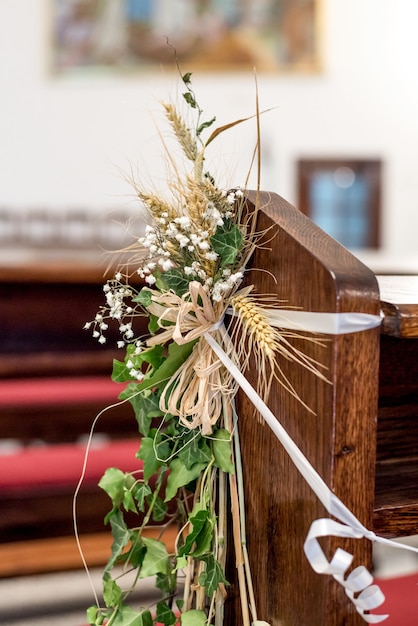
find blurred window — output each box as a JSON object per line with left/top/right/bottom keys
{"left": 297, "top": 159, "right": 382, "bottom": 249}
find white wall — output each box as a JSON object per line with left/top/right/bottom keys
{"left": 1, "top": 1, "right": 418, "bottom": 258}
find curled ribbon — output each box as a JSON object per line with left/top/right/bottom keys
{"left": 204, "top": 316, "right": 418, "bottom": 624}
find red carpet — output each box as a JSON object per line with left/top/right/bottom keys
{"left": 373, "top": 573, "right": 418, "bottom": 625}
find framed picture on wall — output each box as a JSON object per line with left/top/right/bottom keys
{"left": 50, "top": 0, "right": 322, "bottom": 75}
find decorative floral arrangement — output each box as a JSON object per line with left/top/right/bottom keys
{"left": 81, "top": 72, "right": 407, "bottom": 626}
{"left": 81, "top": 72, "right": 320, "bottom": 626}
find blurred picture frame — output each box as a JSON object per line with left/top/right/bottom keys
{"left": 50, "top": 0, "right": 322, "bottom": 74}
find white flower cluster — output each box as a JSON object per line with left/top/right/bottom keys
{"left": 126, "top": 341, "right": 145, "bottom": 381}
{"left": 84, "top": 272, "right": 140, "bottom": 347}
{"left": 212, "top": 269, "right": 244, "bottom": 302}
{"left": 138, "top": 188, "right": 244, "bottom": 296}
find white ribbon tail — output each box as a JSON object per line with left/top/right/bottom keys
{"left": 204, "top": 330, "right": 417, "bottom": 623}
{"left": 227, "top": 308, "right": 383, "bottom": 335}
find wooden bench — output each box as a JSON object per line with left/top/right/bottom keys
{"left": 0, "top": 259, "right": 155, "bottom": 576}
{"left": 224, "top": 192, "right": 418, "bottom": 625}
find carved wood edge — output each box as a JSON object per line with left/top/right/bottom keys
{"left": 246, "top": 190, "right": 381, "bottom": 315}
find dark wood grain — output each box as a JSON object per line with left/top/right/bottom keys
{"left": 375, "top": 331, "right": 418, "bottom": 536}
{"left": 226, "top": 191, "right": 381, "bottom": 626}
{"left": 377, "top": 275, "right": 418, "bottom": 338}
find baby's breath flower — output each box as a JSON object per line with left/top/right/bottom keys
{"left": 145, "top": 275, "right": 157, "bottom": 285}
{"left": 175, "top": 216, "right": 191, "bottom": 228}
{"left": 129, "top": 368, "right": 144, "bottom": 382}
{"left": 159, "top": 258, "right": 174, "bottom": 271}
{"left": 176, "top": 234, "right": 190, "bottom": 248}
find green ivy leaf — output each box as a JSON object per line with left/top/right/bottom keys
{"left": 180, "top": 609, "right": 207, "bottom": 626}
{"left": 182, "top": 72, "right": 192, "bottom": 85}
{"left": 132, "top": 288, "right": 153, "bottom": 307}
{"left": 178, "top": 509, "right": 214, "bottom": 558}
{"left": 132, "top": 481, "right": 152, "bottom": 511}
{"left": 103, "top": 572, "right": 122, "bottom": 607}
{"left": 178, "top": 435, "right": 211, "bottom": 470}
{"left": 135, "top": 344, "right": 165, "bottom": 370}
{"left": 147, "top": 494, "right": 168, "bottom": 522}
{"left": 212, "top": 429, "right": 235, "bottom": 474}
{"left": 126, "top": 340, "right": 197, "bottom": 397}
{"left": 162, "top": 269, "right": 191, "bottom": 296}
{"left": 86, "top": 605, "right": 105, "bottom": 625}
{"left": 121, "top": 531, "right": 146, "bottom": 569}
{"left": 99, "top": 468, "right": 127, "bottom": 507}
{"left": 123, "top": 489, "right": 137, "bottom": 514}
{"left": 118, "top": 388, "right": 161, "bottom": 437}
{"left": 139, "top": 537, "right": 170, "bottom": 578}
{"left": 198, "top": 555, "right": 229, "bottom": 596}
{"left": 112, "top": 358, "right": 130, "bottom": 383}
{"left": 137, "top": 437, "right": 170, "bottom": 481}
{"left": 164, "top": 458, "right": 207, "bottom": 502}
{"left": 155, "top": 601, "right": 177, "bottom": 626}
{"left": 110, "top": 606, "right": 153, "bottom": 626}
{"left": 148, "top": 313, "right": 160, "bottom": 335}
{"left": 210, "top": 224, "right": 243, "bottom": 267}
{"left": 156, "top": 569, "right": 178, "bottom": 596}
{"left": 105, "top": 509, "right": 130, "bottom": 572}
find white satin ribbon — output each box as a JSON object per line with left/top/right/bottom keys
{"left": 261, "top": 309, "right": 383, "bottom": 334}
{"left": 228, "top": 307, "right": 383, "bottom": 335}
{"left": 204, "top": 311, "right": 418, "bottom": 623}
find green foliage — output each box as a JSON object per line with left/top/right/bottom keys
{"left": 198, "top": 555, "right": 229, "bottom": 596}
{"left": 132, "top": 288, "right": 153, "bottom": 307}
{"left": 106, "top": 510, "right": 131, "bottom": 571}
{"left": 112, "top": 345, "right": 165, "bottom": 384}
{"left": 137, "top": 436, "right": 169, "bottom": 481}
{"left": 162, "top": 269, "right": 192, "bottom": 297}
{"left": 155, "top": 601, "right": 177, "bottom": 626}
{"left": 86, "top": 605, "right": 105, "bottom": 626}
{"left": 139, "top": 537, "right": 170, "bottom": 578}
{"left": 99, "top": 468, "right": 132, "bottom": 508}
{"left": 164, "top": 458, "right": 207, "bottom": 502}
{"left": 178, "top": 435, "right": 211, "bottom": 469}
{"left": 89, "top": 71, "right": 253, "bottom": 626}
{"left": 111, "top": 606, "right": 153, "bottom": 626}
{"left": 211, "top": 429, "right": 235, "bottom": 474}
{"left": 180, "top": 610, "right": 207, "bottom": 626}
{"left": 178, "top": 509, "right": 214, "bottom": 559}
{"left": 211, "top": 224, "right": 243, "bottom": 268}
{"left": 103, "top": 572, "right": 123, "bottom": 607}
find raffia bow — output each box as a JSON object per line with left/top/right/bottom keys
{"left": 145, "top": 281, "right": 238, "bottom": 435}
